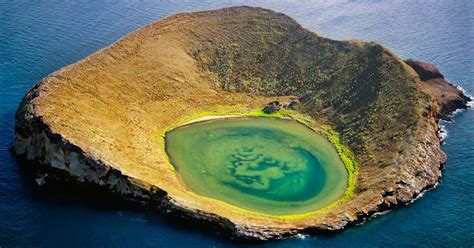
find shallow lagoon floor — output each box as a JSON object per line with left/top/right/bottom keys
{"left": 165, "top": 117, "right": 348, "bottom": 215}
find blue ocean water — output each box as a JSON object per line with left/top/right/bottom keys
{"left": 0, "top": 0, "right": 472, "bottom": 247}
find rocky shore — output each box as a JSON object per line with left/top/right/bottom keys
{"left": 12, "top": 7, "right": 471, "bottom": 240}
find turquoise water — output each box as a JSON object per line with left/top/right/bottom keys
{"left": 0, "top": 1, "right": 472, "bottom": 247}
{"left": 165, "top": 118, "right": 347, "bottom": 215}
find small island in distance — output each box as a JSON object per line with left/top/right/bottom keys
{"left": 12, "top": 6, "right": 470, "bottom": 240}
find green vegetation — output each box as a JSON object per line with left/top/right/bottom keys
{"left": 320, "top": 127, "right": 358, "bottom": 200}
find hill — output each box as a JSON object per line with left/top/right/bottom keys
{"left": 13, "top": 6, "right": 470, "bottom": 240}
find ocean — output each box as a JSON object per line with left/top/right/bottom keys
{"left": 0, "top": 1, "right": 472, "bottom": 247}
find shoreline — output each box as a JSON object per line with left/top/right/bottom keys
{"left": 180, "top": 115, "right": 240, "bottom": 126}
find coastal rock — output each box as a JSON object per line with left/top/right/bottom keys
{"left": 12, "top": 7, "right": 471, "bottom": 240}
{"left": 405, "top": 59, "right": 471, "bottom": 120}
{"left": 405, "top": 59, "right": 444, "bottom": 80}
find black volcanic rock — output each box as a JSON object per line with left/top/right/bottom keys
{"left": 263, "top": 101, "right": 281, "bottom": 114}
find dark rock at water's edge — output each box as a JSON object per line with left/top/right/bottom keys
{"left": 263, "top": 101, "right": 281, "bottom": 114}
{"left": 405, "top": 59, "right": 471, "bottom": 120}
{"left": 263, "top": 99, "right": 300, "bottom": 114}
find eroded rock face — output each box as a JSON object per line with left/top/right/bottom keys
{"left": 14, "top": 100, "right": 152, "bottom": 200}
{"left": 12, "top": 7, "right": 471, "bottom": 240}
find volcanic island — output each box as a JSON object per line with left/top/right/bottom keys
{"left": 13, "top": 7, "right": 470, "bottom": 240}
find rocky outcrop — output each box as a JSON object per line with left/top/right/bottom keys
{"left": 405, "top": 59, "right": 471, "bottom": 120}
{"left": 11, "top": 7, "right": 472, "bottom": 241}
{"left": 263, "top": 99, "right": 300, "bottom": 114}
{"left": 284, "top": 100, "right": 300, "bottom": 110}
{"left": 405, "top": 59, "right": 445, "bottom": 81}
{"left": 263, "top": 101, "right": 281, "bottom": 114}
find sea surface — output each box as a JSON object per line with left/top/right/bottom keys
{"left": 0, "top": 0, "right": 472, "bottom": 247}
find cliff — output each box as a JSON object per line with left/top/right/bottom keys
{"left": 13, "top": 6, "right": 470, "bottom": 240}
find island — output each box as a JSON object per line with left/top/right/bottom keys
{"left": 12, "top": 6, "right": 470, "bottom": 240}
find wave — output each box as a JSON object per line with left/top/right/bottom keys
{"left": 437, "top": 121, "right": 449, "bottom": 142}
{"left": 437, "top": 84, "right": 472, "bottom": 142}
{"left": 456, "top": 84, "right": 474, "bottom": 108}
